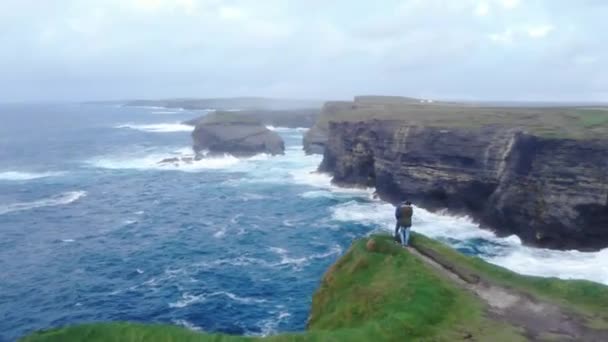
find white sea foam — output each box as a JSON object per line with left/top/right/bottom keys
{"left": 193, "top": 256, "right": 275, "bottom": 270}
{"left": 254, "top": 307, "right": 292, "bottom": 337}
{"left": 0, "top": 191, "right": 87, "bottom": 216}
{"left": 130, "top": 105, "right": 166, "bottom": 110}
{"left": 150, "top": 110, "right": 182, "bottom": 115}
{"left": 330, "top": 199, "right": 608, "bottom": 284}
{"left": 266, "top": 126, "right": 308, "bottom": 133}
{"left": 213, "top": 226, "right": 227, "bottom": 238}
{"left": 0, "top": 171, "right": 64, "bottom": 181}
{"left": 61, "top": 239, "right": 75, "bottom": 243}
{"left": 115, "top": 123, "right": 194, "bottom": 133}
{"left": 172, "top": 319, "right": 202, "bottom": 331}
{"left": 269, "top": 244, "right": 343, "bottom": 269}
{"left": 240, "top": 193, "right": 269, "bottom": 201}
{"left": 87, "top": 147, "right": 242, "bottom": 172}
{"left": 169, "top": 291, "right": 266, "bottom": 308}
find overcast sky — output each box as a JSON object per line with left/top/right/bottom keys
{"left": 1, "top": 0, "right": 606, "bottom": 102}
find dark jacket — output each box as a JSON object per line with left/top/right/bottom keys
{"left": 395, "top": 203, "right": 413, "bottom": 227}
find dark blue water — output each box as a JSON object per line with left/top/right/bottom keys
{"left": 0, "top": 104, "right": 381, "bottom": 341}
{"left": 2, "top": 103, "right": 605, "bottom": 342}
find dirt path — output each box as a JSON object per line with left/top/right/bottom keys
{"left": 407, "top": 247, "right": 608, "bottom": 342}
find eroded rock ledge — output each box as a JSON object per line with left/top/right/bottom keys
{"left": 320, "top": 120, "right": 608, "bottom": 251}
{"left": 192, "top": 118, "right": 284, "bottom": 157}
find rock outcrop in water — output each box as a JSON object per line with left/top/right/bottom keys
{"left": 185, "top": 109, "right": 320, "bottom": 129}
{"left": 320, "top": 120, "right": 608, "bottom": 251}
{"left": 192, "top": 114, "right": 284, "bottom": 157}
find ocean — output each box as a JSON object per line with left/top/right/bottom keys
{"left": 1, "top": 103, "right": 606, "bottom": 341}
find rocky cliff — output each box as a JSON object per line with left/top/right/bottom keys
{"left": 303, "top": 101, "right": 354, "bottom": 154}
{"left": 192, "top": 119, "right": 284, "bottom": 157}
{"left": 320, "top": 120, "right": 608, "bottom": 250}
{"left": 185, "top": 109, "right": 320, "bottom": 129}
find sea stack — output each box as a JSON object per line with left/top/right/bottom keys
{"left": 191, "top": 112, "right": 285, "bottom": 158}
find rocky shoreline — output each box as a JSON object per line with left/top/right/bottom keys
{"left": 319, "top": 119, "right": 608, "bottom": 251}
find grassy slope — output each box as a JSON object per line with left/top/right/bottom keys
{"left": 314, "top": 97, "right": 608, "bottom": 139}
{"left": 22, "top": 235, "right": 608, "bottom": 342}
{"left": 410, "top": 234, "right": 608, "bottom": 328}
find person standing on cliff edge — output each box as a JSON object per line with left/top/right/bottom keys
{"left": 395, "top": 201, "right": 413, "bottom": 247}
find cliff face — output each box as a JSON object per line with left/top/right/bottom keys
{"left": 320, "top": 120, "right": 608, "bottom": 250}
{"left": 303, "top": 101, "right": 354, "bottom": 154}
{"left": 192, "top": 122, "right": 285, "bottom": 157}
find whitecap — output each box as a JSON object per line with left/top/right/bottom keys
{"left": 193, "top": 256, "right": 275, "bottom": 269}
{"left": 61, "top": 239, "right": 75, "bottom": 243}
{"left": 136, "top": 269, "right": 144, "bottom": 274}
{"left": 254, "top": 309, "right": 292, "bottom": 337}
{"left": 0, "top": 171, "right": 64, "bottom": 181}
{"left": 130, "top": 105, "right": 166, "bottom": 110}
{"left": 213, "top": 227, "right": 227, "bottom": 238}
{"left": 115, "top": 123, "right": 194, "bottom": 133}
{"left": 150, "top": 110, "right": 181, "bottom": 115}
{"left": 169, "top": 291, "right": 266, "bottom": 308}
{"left": 240, "top": 193, "right": 269, "bottom": 201}
{"left": 172, "top": 319, "right": 202, "bottom": 331}
{"left": 268, "top": 245, "right": 341, "bottom": 269}
{"left": 282, "top": 219, "right": 296, "bottom": 227}
{"left": 169, "top": 293, "right": 204, "bottom": 308}
{"left": 216, "top": 291, "right": 267, "bottom": 304}
{"left": 486, "top": 246, "right": 608, "bottom": 284}
{"left": 299, "top": 190, "right": 334, "bottom": 199}
{"left": 310, "top": 244, "right": 343, "bottom": 260}
{"left": 86, "top": 147, "right": 241, "bottom": 172}
{"left": 0, "top": 191, "right": 87, "bottom": 216}
{"left": 266, "top": 126, "right": 308, "bottom": 133}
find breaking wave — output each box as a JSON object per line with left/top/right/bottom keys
{"left": 86, "top": 147, "right": 241, "bottom": 172}
{"left": 115, "top": 123, "right": 194, "bottom": 133}
{"left": 0, "top": 171, "right": 64, "bottom": 181}
{"left": 150, "top": 110, "right": 182, "bottom": 115}
{"left": 169, "top": 291, "right": 267, "bottom": 309}
{"left": 0, "top": 191, "right": 87, "bottom": 216}
{"left": 266, "top": 126, "right": 308, "bottom": 133}
{"left": 172, "top": 319, "right": 202, "bottom": 331}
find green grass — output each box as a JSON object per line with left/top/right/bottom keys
{"left": 410, "top": 233, "right": 608, "bottom": 327}
{"left": 313, "top": 98, "right": 608, "bottom": 139}
{"left": 574, "top": 109, "right": 608, "bottom": 128}
{"left": 199, "top": 111, "right": 263, "bottom": 125}
{"left": 22, "top": 235, "right": 608, "bottom": 341}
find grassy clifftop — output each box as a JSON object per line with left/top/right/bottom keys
{"left": 22, "top": 235, "right": 608, "bottom": 341}
{"left": 313, "top": 96, "right": 608, "bottom": 139}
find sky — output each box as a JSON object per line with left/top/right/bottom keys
{"left": 0, "top": 0, "right": 606, "bottom": 102}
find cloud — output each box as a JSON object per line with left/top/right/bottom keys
{"left": 131, "top": 0, "right": 200, "bottom": 13}
{"left": 489, "top": 29, "right": 514, "bottom": 43}
{"left": 501, "top": 0, "right": 521, "bottom": 9}
{"left": 527, "top": 24, "right": 555, "bottom": 38}
{"left": 219, "top": 6, "right": 246, "bottom": 20}
{"left": 0, "top": 0, "right": 606, "bottom": 102}
{"left": 489, "top": 24, "right": 555, "bottom": 43}
{"left": 475, "top": 2, "right": 490, "bottom": 16}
